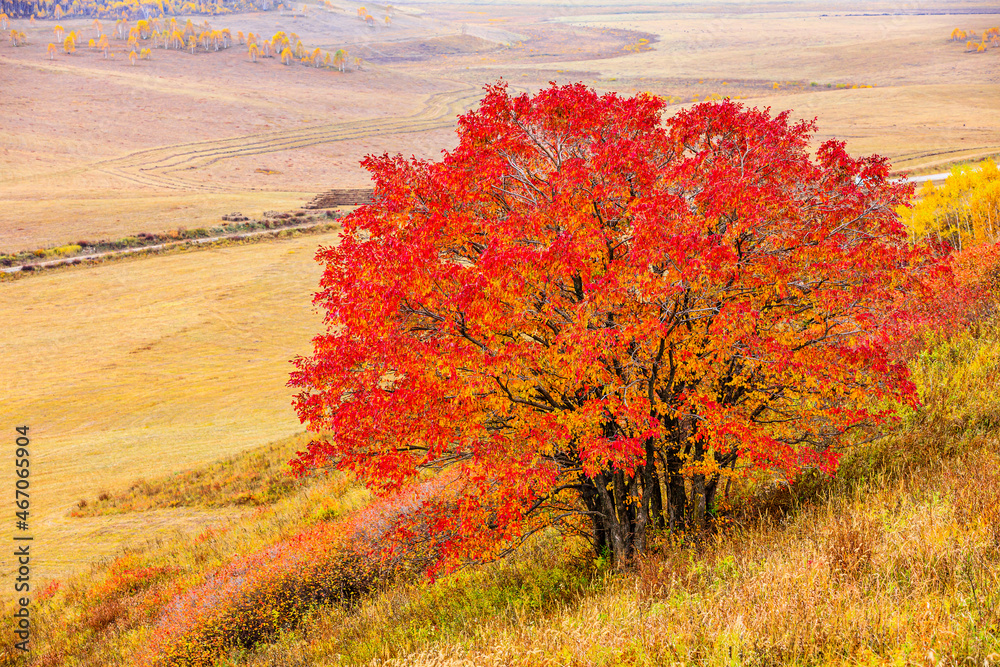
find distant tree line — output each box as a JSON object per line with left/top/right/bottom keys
{"left": 0, "top": 0, "right": 271, "bottom": 20}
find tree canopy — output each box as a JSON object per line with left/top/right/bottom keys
{"left": 290, "top": 82, "right": 926, "bottom": 569}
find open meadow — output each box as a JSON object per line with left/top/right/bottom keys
{"left": 2, "top": 0, "right": 1000, "bottom": 663}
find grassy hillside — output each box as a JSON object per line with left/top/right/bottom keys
{"left": 0, "top": 229, "right": 336, "bottom": 586}
{"left": 5, "top": 313, "right": 1000, "bottom": 666}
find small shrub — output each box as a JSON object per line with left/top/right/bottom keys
{"left": 37, "top": 580, "right": 61, "bottom": 601}
{"left": 84, "top": 598, "right": 127, "bottom": 633}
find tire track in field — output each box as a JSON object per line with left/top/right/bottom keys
{"left": 891, "top": 145, "right": 1000, "bottom": 171}
{"left": 92, "top": 87, "right": 484, "bottom": 193}
{"left": 0, "top": 86, "right": 483, "bottom": 193}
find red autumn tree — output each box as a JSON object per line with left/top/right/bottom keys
{"left": 290, "top": 82, "right": 926, "bottom": 569}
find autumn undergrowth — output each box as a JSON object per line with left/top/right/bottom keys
{"left": 7, "top": 320, "right": 1000, "bottom": 666}
{"left": 0, "top": 455, "right": 369, "bottom": 666}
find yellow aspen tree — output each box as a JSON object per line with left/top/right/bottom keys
{"left": 237, "top": 30, "right": 244, "bottom": 44}
{"left": 354, "top": 55, "right": 362, "bottom": 69}
{"left": 129, "top": 49, "right": 136, "bottom": 65}
{"left": 333, "top": 47, "right": 345, "bottom": 71}
{"left": 280, "top": 46, "right": 292, "bottom": 64}
{"left": 53, "top": 4, "right": 63, "bottom": 19}
{"left": 141, "top": 47, "right": 150, "bottom": 60}
{"left": 249, "top": 42, "right": 258, "bottom": 61}
{"left": 0, "top": 14, "right": 8, "bottom": 31}
{"left": 54, "top": 25, "right": 65, "bottom": 41}
{"left": 384, "top": 15, "right": 390, "bottom": 26}
{"left": 322, "top": 51, "right": 330, "bottom": 67}
{"left": 977, "top": 42, "right": 987, "bottom": 52}
{"left": 47, "top": 42, "right": 56, "bottom": 58}
{"left": 63, "top": 33, "right": 75, "bottom": 53}
{"left": 357, "top": 6, "right": 365, "bottom": 18}
{"left": 93, "top": 19, "right": 101, "bottom": 37}
{"left": 311, "top": 46, "right": 321, "bottom": 65}
{"left": 188, "top": 35, "right": 196, "bottom": 54}
{"left": 294, "top": 39, "right": 304, "bottom": 57}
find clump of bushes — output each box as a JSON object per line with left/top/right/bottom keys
{"left": 144, "top": 520, "right": 382, "bottom": 665}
